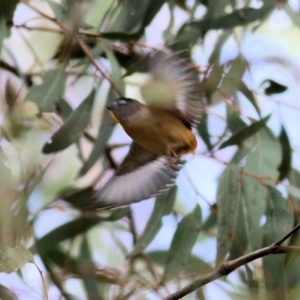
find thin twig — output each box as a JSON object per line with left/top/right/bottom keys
{"left": 164, "top": 224, "right": 300, "bottom": 300}
{"left": 74, "top": 34, "right": 123, "bottom": 97}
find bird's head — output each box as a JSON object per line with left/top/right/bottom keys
{"left": 107, "top": 97, "right": 144, "bottom": 123}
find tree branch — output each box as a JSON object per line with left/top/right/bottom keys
{"left": 164, "top": 223, "right": 300, "bottom": 300}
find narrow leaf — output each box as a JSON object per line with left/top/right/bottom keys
{"left": 263, "top": 186, "right": 293, "bottom": 297}
{"left": 43, "top": 89, "right": 95, "bottom": 153}
{"left": 216, "top": 164, "right": 241, "bottom": 265}
{"left": 278, "top": 126, "right": 292, "bottom": 180}
{"left": 219, "top": 115, "right": 270, "bottom": 149}
{"left": 129, "top": 187, "right": 177, "bottom": 257}
{"left": 161, "top": 205, "right": 201, "bottom": 283}
{"left": 26, "top": 66, "right": 67, "bottom": 112}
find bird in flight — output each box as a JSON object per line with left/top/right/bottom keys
{"left": 87, "top": 51, "right": 205, "bottom": 207}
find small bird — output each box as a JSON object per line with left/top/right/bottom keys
{"left": 87, "top": 51, "right": 205, "bottom": 207}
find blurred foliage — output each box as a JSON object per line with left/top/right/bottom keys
{"left": 0, "top": 0, "right": 299, "bottom": 299}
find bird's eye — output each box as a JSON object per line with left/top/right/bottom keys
{"left": 116, "top": 97, "right": 132, "bottom": 105}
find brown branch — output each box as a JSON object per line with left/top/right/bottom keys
{"left": 74, "top": 35, "right": 124, "bottom": 97}
{"left": 164, "top": 223, "right": 300, "bottom": 300}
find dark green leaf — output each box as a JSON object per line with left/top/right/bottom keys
{"left": 161, "top": 205, "right": 202, "bottom": 283}
{"left": 42, "top": 89, "right": 95, "bottom": 153}
{"left": 189, "top": 3, "right": 275, "bottom": 31}
{"left": 262, "top": 79, "right": 288, "bottom": 95}
{"left": 263, "top": 186, "right": 293, "bottom": 297}
{"left": 0, "top": 0, "right": 19, "bottom": 20}
{"left": 219, "top": 115, "right": 270, "bottom": 149}
{"left": 202, "top": 64, "right": 224, "bottom": 96}
{"left": 278, "top": 126, "right": 292, "bottom": 180}
{"left": 35, "top": 216, "right": 102, "bottom": 254}
{"left": 129, "top": 187, "right": 177, "bottom": 257}
{"left": 55, "top": 98, "right": 73, "bottom": 120}
{"left": 197, "top": 113, "right": 212, "bottom": 151}
{"left": 216, "top": 164, "right": 241, "bottom": 265}
{"left": 26, "top": 66, "right": 67, "bottom": 112}
{"left": 208, "top": 31, "right": 231, "bottom": 64}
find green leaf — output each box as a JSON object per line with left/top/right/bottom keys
{"left": 239, "top": 81, "right": 261, "bottom": 116}
{"left": 35, "top": 217, "right": 102, "bottom": 254}
{"left": 263, "top": 186, "right": 293, "bottom": 297}
{"left": 197, "top": 113, "right": 212, "bottom": 151}
{"left": 220, "top": 57, "right": 247, "bottom": 99}
{"left": 262, "top": 79, "right": 288, "bottom": 95}
{"left": 55, "top": 98, "right": 73, "bottom": 120}
{"left": 189, "top": 3, "right": 275, "bottom": 31}
{"left": 228, "top": 196, "right": 248, "bottom": 260}
{"left": 108, "top": 0, "right": 165, "bottom": 34}
{"left": 243, "top": 128, "right": 281, "bottom": 181}
{"left": 219, "top": 115, "right": 270, "bottom": 149}
{"left": 80, "top": 236, "right": 100, "bottom": 297}
{"left": 201, "top": 204, "right": 217, "bottom": 231}
{"left": 129, "top": 187, "right": 177, "bottom": 257}
{"left": 147, "top": 250, "right": 213, "bottom": 276}
{"left": 216, "top": 164, "right": 241, "bottom": 265}
{"left": 42, "top": 89, "right": 95, "bottom": 153}
{"left": 46, "top": 0, "right": 66, "bottom": 21}
{"left": 202, "top": 64, "right": 224, "bottom": 96}
{"left": 241, "top": 176, "right": 267, "bottom": 251}
{"left": 80, "top": 87, "right": 116, "bottom": 175}
{"left": 226, "top": 102, "right": 247, "bottom": 133}
{"left": 161, "top": 205, "right": 202, "bottom": 283}
{"left": 26, "top": 66, "right": 67, "bottom": 112}
{"left": 278, "top": 126, "right": 292, "bottom": 180}
{"left": 208, "top": 31, "right": 231, "bottom": 64}
{"left": 0, "top": 0, "right": 19, "bottom": 20}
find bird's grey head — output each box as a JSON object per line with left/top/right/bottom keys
{"left": 107, "top": 97, "right": 144, "bottom": 123}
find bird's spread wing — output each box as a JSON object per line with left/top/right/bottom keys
{"left": 141, "top": 51, "right": 205, "bottom": 127}
{"left": 86, "top": 142, "right": 181, "bottom": 207}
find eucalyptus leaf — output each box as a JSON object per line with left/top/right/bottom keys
{"left": 278, "top": 126, "right": 292, "bottom": 180}
{"left": 161, "top": 205, "right": 202, "bottom": 283}
{"left": 43, "top": 89, "right": 95, "bottom": 153}
{"left": 129, "top": 187, "right": 177, "bottom": 257}
{"left": 216, "top": 164, "right": 241, "bottom": 265}
{"left": 26, "top": 66, "right": 67, "bottom": 112}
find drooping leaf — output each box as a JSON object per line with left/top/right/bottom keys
{"left": 226, "top": 102, "right": 247, "bottom": 133}
{"left": 228, "top": 196, "right": 248, "bottom": 260}
{"left": 201, "top": 204, "right": 217, "bottom": 231}
{"left": 43, "top": 89, "right": 95, "bottom": 153}
{"left": 219, "top": 115, "right": 270, "bottom": 149}
{"left": 202, "top": 64, "right": 224, "bottom": 96}
{"left": 161, "top": 205, "right": 202, "bottom": 283}
{"left": 220, "top": 57, "right": 248, "bottom": 99}
{"left": 189, "top": 3, "right": 275, "bottom": 31}
{"left": 26, "top": 65, "right": 67, "bottom": 112}
{"left": 278, "top": 126, "right": 292, "bottom": 180}
{"left": 35, "top": 216, "right": 102, "bottom": 254}
{"left": 80, "top": 235, "right": 101, "bottom": 297}
{"left": 263, "top": 186, "right": 293, "bottom": 298}
{"left": 216, "top": 164, "right": 241, "bottom": 265}
{"left": 262, "top": 79, "right": 288, "bottom": 95}
{"left": 241, "top": 176, "right": 268, "bottom": 251}
{"left": 239, "top": 81, "right": 261, "bottom": 116}
{"left": 197, "top": 113, "right": 212, "bottom": 151}
{"left": 243, "top": 128, "right": 281, "bottom": 182}
{"left": 129, "top": 187, "right": 177, "bottom": 257}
